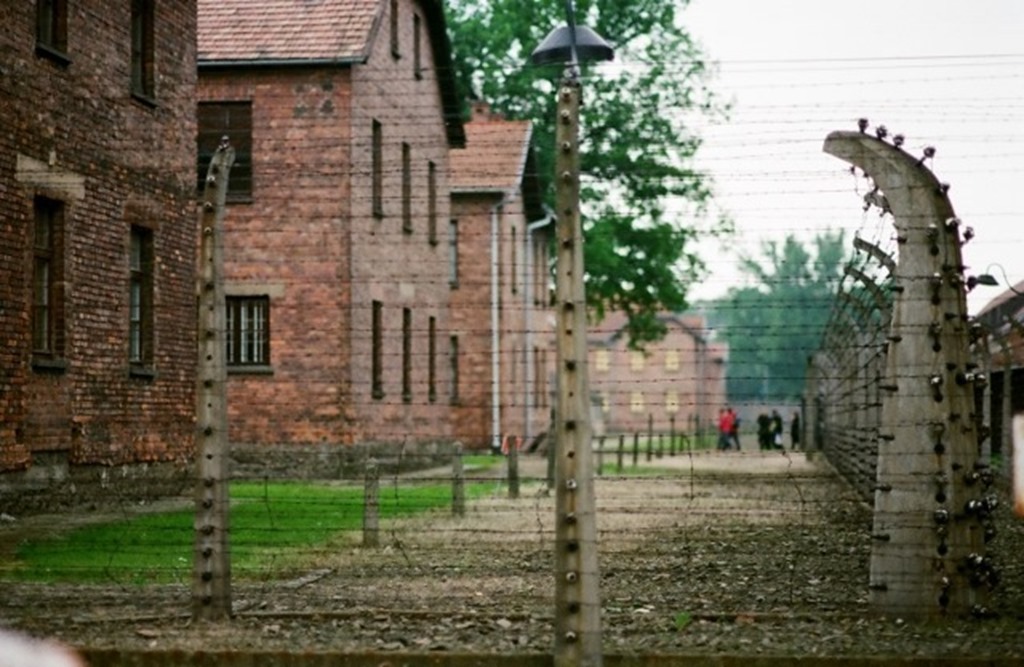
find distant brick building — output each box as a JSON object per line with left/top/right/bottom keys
{"left": 197, "top": 0, "right": 465, "bottom": 452}
{"left": 0, "top": 1, "right": 198, "bottom": 502}
{"left": 974, "top": 279, "right": 1024, "bottom": 459}
{"left": 450, "top": 102, "right": 554, "bottom": 450}
{"left": 588, "top": 312, "right": 726, "bottom": 436}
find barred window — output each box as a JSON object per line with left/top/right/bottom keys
{"left": 226, "top": 296, "right": 269, "bottom": 366}
{"left": 129, "top": 226, "right": 154, "bottom": 367}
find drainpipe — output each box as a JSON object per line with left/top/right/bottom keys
{"left": 524, "top": 210, "right": 555, "bottom": 446}
{"left": 491, "top": 204, "right": 502, "bottom": 452}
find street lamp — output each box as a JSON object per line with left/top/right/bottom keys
{"left": 972, "top": 264, "right": 1021, "bottom": 295}
{"left": 530, "top": 4, "right": 612, "bottom": 666}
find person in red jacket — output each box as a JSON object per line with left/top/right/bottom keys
{"left": 717, "top": 408, "right": 735, "bottom": 451}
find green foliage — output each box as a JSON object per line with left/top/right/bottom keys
{"left": 673, "top": 610, "right": 694, "bottom": 631}
{"left": 5, "top": 480, "right": 493, "bottom": 584}
{"left": 711, "top": 231, "right": 848, "bottom": 401}
{"left": 448, "top": 0, "right": 730, "bottom": 346}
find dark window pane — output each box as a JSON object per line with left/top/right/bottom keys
{"left": 198, "top": 102, "right": 253, "bottom": 200}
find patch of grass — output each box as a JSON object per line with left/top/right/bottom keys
{"left": 4, "top": 480, "right": 493, "bottom": 584}
{"left": 594, "top": 433, "right": 717, "bottom": 457}
{"left": 597, "top": 464, "right": 680, "bottom": 477}
{"left": 673, "top": 611, "right": 693, "bottom": 631}
{"left": 460, "top": 454, "right": 503, "bottom": 470}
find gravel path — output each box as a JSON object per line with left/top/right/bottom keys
{"left": 2, "top": 450, "right": 1023, "bottom": 659}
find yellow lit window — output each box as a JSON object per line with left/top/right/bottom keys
{"left": 665, "top": 349, "right": 679, "bottom": 371}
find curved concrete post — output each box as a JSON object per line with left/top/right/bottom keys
{"left": 824, "top": 130, "right": 992, "bottom": 619}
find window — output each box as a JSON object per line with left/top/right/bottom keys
{"left": 413, "top": 14, "right": 423, "bottom": 79}
{"left": 389, "top": 0, "right": 399, "bottom": 58}
{"left": 630, "top": 391, "right": 645, "bottom": 414}
{"left": 197, "top": 102, "right": 253, "bottom": 201}
{"left": 36, "top": 0, "right": 68, "bottom": 60}
{"left": 401, "top": 142, "right": 411, "bottom": 233}
{"left": 372, "top": 119, "right": 383, "bottom": 217}
{"left": 595, "top": 349, "right": 610, "bottom": 373}
{"left": 427, "top": 161, "right": 437, "bottom": 244}
{"left": 665, "top": 391, "right": 680, "bottom": 414}
{"left": 533, "top": 346, "right": 544, "bottom": 407}
{"left": 372, "top": 301, "right": 383, "bottom": 399}
{"left": 665, "top": 349, "right": 680, "bottom": 372}
{"left": 541, "top": 349, "right": 549, "bottom": 408}
{"left": 510, "top": 226, "right": 518, "bottom": 295}
{"left": 32, "top": 196, "right": 65, "bottom": 361}
{"left": 533, "top": 236, "right": 549, "bottom": 306}
{"left": 601, "top": 393, "right": 611, "bottom": 414}
{"left": 225, "top": 296, "right": 269, "bottom": 366}
{"left": 130, "top": 0, "right": 155, "bottom": 99}
{"left": 448, "top": 219, "right": 459, "bottom": 287}
{"left": 509, "top": 346, "right": 517, "bottom": 396}
{"left": 402, "top": 307, "right": 412, "bottom": 402}
{"left": 449, "top": 335, "right": 460, "bottom": 403}
{"left": 129, "top": 226, "right": 154, "bottom": 368}
{"left": 630, "top": 350, "right": 645, "bottom": 372}
{"left": 428, "top": 316, "right": 437, "bottom": 403}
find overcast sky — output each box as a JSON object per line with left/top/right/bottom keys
{"left": 676, "top": 0, "right": 1024, "bottom": 313}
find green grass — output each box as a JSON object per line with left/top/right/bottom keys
{"left": 596, "top": 464, "right": 680, "bottom": 477}
{"left": 460, "top": 454, "right": 504, "bottom": 470}
{"left": 4, "top": 480, "right": 493, "bottom": 585}
{"left": 594, "top": 433, "right": 717, "bottom": 457}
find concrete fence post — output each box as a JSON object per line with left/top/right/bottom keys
{"left": 646, "top": 414, "right": 653, "bottom": 462}
{"left": 825, "top": 126, "right": 993, "bottom": 619}
{"left": 551, "top": 77, "right": 602, "bottom": 665}
{"left": 192, "top": 138, "right": 234, "bottom": 622}
{"left": 508, "top": 436, "right": 520, "bottom": 500}
{"left": 452, "top": 443, "right": 465, "bottom": 518}
{"left": 362, "top": 458, "right": 380, "bottom": 548}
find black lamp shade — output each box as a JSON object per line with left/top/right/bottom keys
{"left": 530, "top": 25, "right": 614, "bottom": 66}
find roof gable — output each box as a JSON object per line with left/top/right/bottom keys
{"left": 197, "top": 0, "right": 379, "bottom": 63}
{"left": 197, "top": 0, "right": 465, "bottom": 147}
{"left": 451, "top": 102, "right": 544, "bottom": 218}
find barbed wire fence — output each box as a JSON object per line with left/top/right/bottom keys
{"left": 3, "top": 118, "right": 1024, "bottom": 660}
{"left": 809, "top": 123, "right": 1006, "bottom": 619}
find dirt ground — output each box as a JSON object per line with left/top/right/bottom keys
{"left": 2, "top": 450, "right": 1024, "bottom": 659}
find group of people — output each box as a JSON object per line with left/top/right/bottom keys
{"left": 718, "top": 407, "right": 801, "bottom": 452}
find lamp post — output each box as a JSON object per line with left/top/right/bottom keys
{"left": 531, "top": 4, "right": 612, "bottom": 666}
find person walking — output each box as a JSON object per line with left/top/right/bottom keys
{"left": 770, "top": 409, "right": 784, "bottom": 450}
{"left": 757, "top": 412, "right": 771, "bottom": 450}
{"left": 717, "top": 408, "right": 734, "bottom": 451}
{"left": 790, "top": 411, "right": 801, "bottom": 450}
{"left": 728, "top": 408, "right": 741, "bottom": 451}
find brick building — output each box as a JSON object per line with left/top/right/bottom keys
{"left": 197, "top": 0, "right": 465, "bottom": 452}
{"left": 588, "top": 312, "right": 726, "bottom": 436}
{"left": 974, "top": 279, "right": 1024, "bottom": 459}
{"left": 0, "top": 1, "right": 199, "bottom": 502}
{"left": 450, "top": 102, "right": 554, "bottom": 450}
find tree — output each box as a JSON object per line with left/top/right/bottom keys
{"left": 447, "top": 0, "right": 729, "bottom": 346}
{"left": 711, "top": 231, "right": 848, "bottom": 402}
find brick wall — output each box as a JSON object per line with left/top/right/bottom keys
{"left": 0, "top": 3, "right": 197, "bottom": 483}
{"left": 197, "top": 0, "right": 458, "bottom": 450}
{"left": 198, "top": 67, "right": 355, "bottom": 446}
{"left": 346, "top": 0, "right": 456, "bottom": 446}
{"left": 590, "top": 316, "right": 726, "bottom": 435}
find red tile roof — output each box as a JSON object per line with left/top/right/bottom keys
{"left": 451, "top": 102, "right": 533, "bottom": 194}
{"left": 197, "top": 0, "right": 380, "bottom": 63}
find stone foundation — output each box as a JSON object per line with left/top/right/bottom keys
{"left": 0, "top": 452, "right": 192, "bottom": 515}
